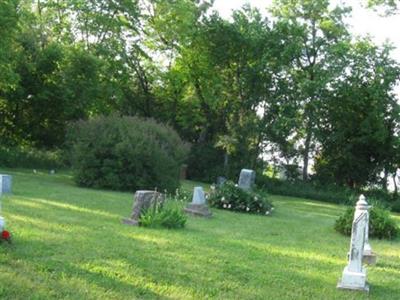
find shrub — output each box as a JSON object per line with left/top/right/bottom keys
{"left": 0, "top": 146, "right": 65, "bottom": 169}
{"left": 208, "top": 181, "right": 273, "bottom": 215}
{"left": 334, "top": 206, "right": 398, "bottom": 240}
{"left": 66, "top": 115, "right": 189, "bottom": 192}
{"left": 139, "top": 197, "right": 187, "bottom": 229}
{"left": 391, "top": 200, "right": 400, "bottom": 213}
{"left": 365, "top": 188, "right": 398, "bottom": 203}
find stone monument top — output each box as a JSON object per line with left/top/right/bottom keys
{"left": 356, "top": 194, "right": 368, "bottom": 211}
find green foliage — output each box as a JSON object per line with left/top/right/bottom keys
{"left": 367, "top": 0, "right": 399, "bottom": 14}
{"left": 139, "top": 198, "right": 187, "bottom": 229}
{"left": 270, "top": 0, "right": 352, "bottom": 180}
{"left": 1, "top": 0, "right": 399, "bottom": 194}
{"left": 257, "top": 176, "right": 355, "bottom": 204}
{"left": 208, "top": 181, "right": 273, "bottom": 215}
{"left": 335, "top": 206, "right": 399, "bottom": 240}
{"left": 390, "top": 200, "right": 400, "bottom": 213}
{"left": 186, "top": 142, "right": 224, "bottom": 182}
{"left": 67, "top": 115, "right": 189, "bottom": 192}
{"left": 257, "top": 175, "right": 400, "bottom": 207}
{"left": 315, "top": 41, "right": 400, "bottom": 188}
{"left": 0, "top": 146, "right": 65, "bottom": 169}
{"left": 0, "top": 0, "right": 19, "bottom": 92}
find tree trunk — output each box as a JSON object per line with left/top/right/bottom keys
{"left": 302, "top": 125, "right": 312, "bottom": 181}
{"left": 224, "top": 152, "right": 229, "bottom": 176}
{"left": 393, "top": 174, "right": 398, "bottom": 195}
{"left": 383, "top": 168, "right": 388, "bottom": 191}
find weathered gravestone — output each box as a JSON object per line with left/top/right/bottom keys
{"left": 216, "top": 176, "right": 227, "bottom": 187}
{"left": 122, "top": 191, "right": 165, "bottom": 226}
{"left": 238, "top": 169, "right": 255, "bottom": 190}
{"left": 337, "top": 195, "right": 369, "bottom": 292}
{"left": 362, "top": 196, "right": 377, "bottom": 265}
{"left": 184, "top": 187, "right": 212, "bottom": 217}
{"left": 0, "top": 174, "right": 12, "bottom": 194}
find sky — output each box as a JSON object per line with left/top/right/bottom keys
{"left": 213, "top": 0, "right": 400, "bottom": 61}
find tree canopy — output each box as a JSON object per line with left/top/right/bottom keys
{"left": 0, "top": 0, "right": 399, "bottom": 190}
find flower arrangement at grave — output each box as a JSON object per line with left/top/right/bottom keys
{"left": 0, "top": 216, "right": 11, "bottom": 243}
{"left": 1, "top": 229, "right": 11, "bottom": 243}
{"left": 208, "top": 181, "right": 273, "bottom": 215}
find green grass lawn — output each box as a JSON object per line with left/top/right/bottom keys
{"left": 0, "top": 169, "right": 399, "bottom": 299}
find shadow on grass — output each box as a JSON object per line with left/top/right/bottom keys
{"left": 0, "top": 170, "right": 398, "bottom": 299}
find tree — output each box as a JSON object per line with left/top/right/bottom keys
{"left": 315, "top": 40, "right": 400, "bottom": 188}
{"left": 367, "top": 0, "right": 399, "bottom": 14}
{"left": 159, "top": 6, "right": 279, "bottom": 178}
{"left": 271, "top": 0, "right": 351, "bottom": 180}
{"left": 0, "top": 0, "right": 19, "bottom": 92}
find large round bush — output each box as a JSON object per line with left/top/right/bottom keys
{"left": 67, "top": 115, "right": 189, "bottom": 192}
{"left": 334, "top": 206, "right": 398, "bottom": 240}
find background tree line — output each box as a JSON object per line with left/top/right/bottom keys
{"left": 0, "top": 0, "right": 399, "bottom": 192}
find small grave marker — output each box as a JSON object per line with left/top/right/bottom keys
{"left": 0, "top": 174, "right": 12, "bottom": 194}
{"left": 238, "top": 169, "right": 255, "bottom": 190}
{"left": 0, "top": 176, "right": 5, "bottom": 232}
{"left": 123, "top": 191, "right": 165, "bottom": 226}
{"left": 184, "top": 187, "right": 212, "bottom": 217}
{"left": 216, "top": 176, "right": 227, "bottom": 187}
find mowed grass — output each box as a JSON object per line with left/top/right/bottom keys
{"left": 0, "top": 169, "right": 399, "bottom": 299}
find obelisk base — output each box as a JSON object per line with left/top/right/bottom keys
{"left": 337, "top": 266, "right": 369, "bottom": 292}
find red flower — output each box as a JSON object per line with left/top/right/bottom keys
{"left": 1, "top": 230, "right": 10, "bottom": 240}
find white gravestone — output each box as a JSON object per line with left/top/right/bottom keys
{"left": 192, "top": 187, "right": 206, "bottom": 205}
{"left": 337, "top": 195, "right": 370, "bottom": 292}
{"left": 238, "top": 169, "right": 255, "bottom": 190}
{"left": 362, "top": 195, "right": 376, "bottom": 264}
{"left": 0, "top": 176, "right": 4, "bottom": 230}
{"left": 0, "top": 174, "right": 12, "bottom": 194}
{"left": 184, "top": 186, "right": 212, "bottom": 217}
{"left": 0, "top": 216, "right": 4, "bottom": 231}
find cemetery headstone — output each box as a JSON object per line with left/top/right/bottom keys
{"left": 216, "top": 176, "right": 227, "bottom": 187}
{"left": 0, "top": 174, "right": 12, "bottom": 194}
{"left": 238, "top": 169, "right": 255, "bottom": 190}
{"left": 123, "top": 191, "right": 165, "bottom": 226}
{"left": 0, "top": 216, "right": 4, "bottom": 231}
{"left": 337, "top": 195, "right": 369, "bottom": 292}
{"left": 0, "top": 176, "right": 4, "bottom": 231}
{"left": 184, "top": 187, "right": 212, "bottom": 217}
{"left": 362, "top": 196, "right": 377, "bottom": 265}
